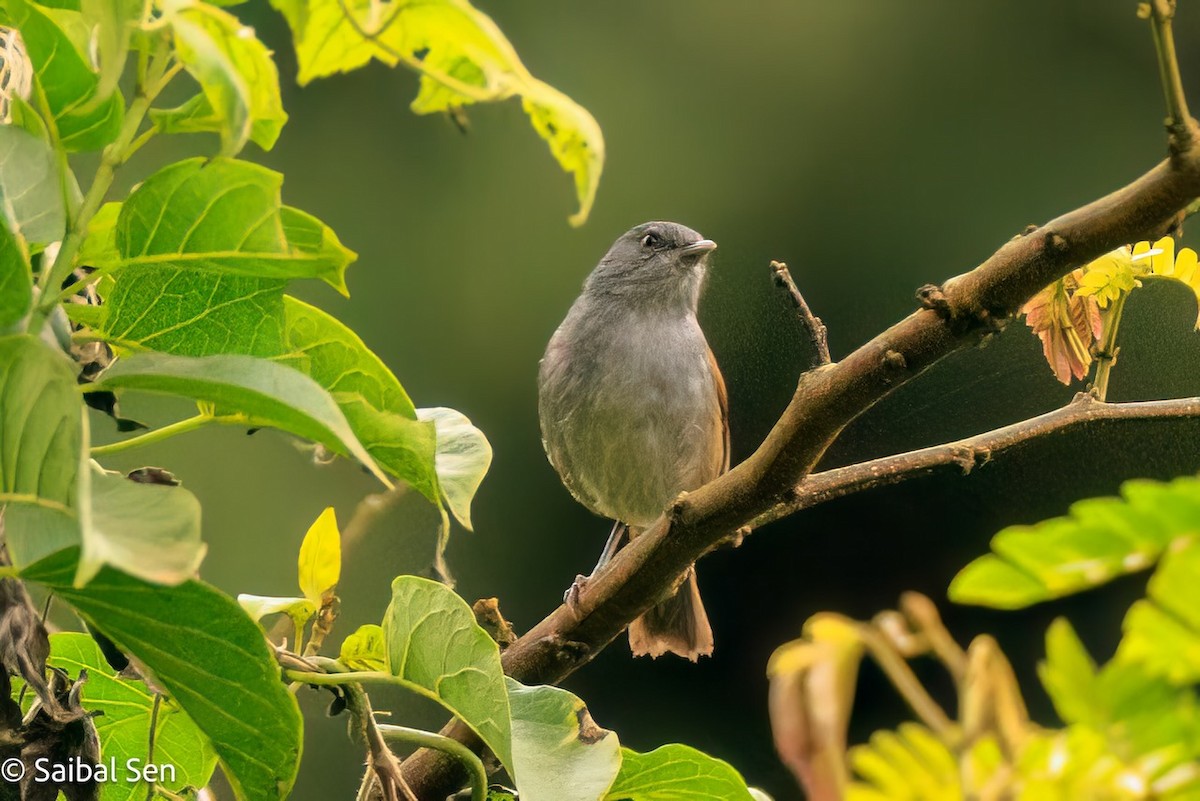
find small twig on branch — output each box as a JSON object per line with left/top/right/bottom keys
{"left": 1144, "top": 0, "right": 1194, "bottom": 152}
{"left": 772, "top": 260, "right": 831, "bottom": 366}
{"left": 400, "top": 11, "right": 1200, "bottom": 798}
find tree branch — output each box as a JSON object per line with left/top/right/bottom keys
{"left": 401, "top": 9, "right": 1200, "bottom": 797}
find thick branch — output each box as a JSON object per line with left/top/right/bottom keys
{"left": 753, "top": 393, "right": 1200, "bottom": 526}
{"left": 401, "top": 14, "right": 1200, "bottom": 799}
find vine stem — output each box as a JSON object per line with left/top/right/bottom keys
{"left": 30, "top": 38, "right": 174, "bottom": 330}
{"left": 377, "top": 725, "right": 487, "bottom": 801}
{"left": 1091, "top": 292, "right": 1128, "bottom": 401}
{"left": 89, "top": 413, "right": 213, "bottom": 456}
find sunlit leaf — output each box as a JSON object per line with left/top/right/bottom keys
{"left": 163, "top": 0, "right": 287, "bottom": 154}
{"left": 605, "top": 744, "right": 757, "bottom": 801}
{"left": 297, "top": 506, "right": 340, "bottom": 605}
{"left": 951, "top": 476, "right": 1199, "bottom": 609}
{"left": 1022, "top": 271, "right": 1101, "bottom": 385}
{"left": 338, "top": 623, "right": 386, "bottom": 670}
{"left": 1119, "top": 539, "right": 1200, "bottom": 684}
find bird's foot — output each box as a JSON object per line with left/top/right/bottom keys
{"left": 563, "top": 573, "right": 590, "bottom": 609}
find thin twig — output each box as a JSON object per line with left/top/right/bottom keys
{"left": 1147, "top": 0, "right": 1194, "bottom": 151}
{"left": 771, "top": 260, "right": 831, "bottom": 366}
{"left": 857, "top": 623, "right": 958, "bottom": 742}
{"left": 755, "top": 393, "right": 1200, "bottom": 527}
{"left": 145, "top": 693, "right": 163, "bottom": 801}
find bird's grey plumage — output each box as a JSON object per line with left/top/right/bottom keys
{"left": 538, "top": 221, "right": 727, "bottom": 660}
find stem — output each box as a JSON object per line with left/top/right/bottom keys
{"left": 377, "top": 725, "right": 487, "bottom": 801}
{"left": 1092, "top": 293, "right": 1128, "bottom": 401}
{"left": 857, "top": 624, "right": 958, "bottom": 743}
{"left": 1149, "top": 0, "right": 1193, "bottom": 150}
{"left": 30, "top": 38, "right": 174, "bottom": 330}
{"left": 89, "top": 414, "right": 213, "bottom": 456}
{"left": 145, "top": 693, "right": 162, "bottom": 801}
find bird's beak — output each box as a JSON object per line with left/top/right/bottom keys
{"left": 680, "top": 239, "right": 717, "bottom": 256}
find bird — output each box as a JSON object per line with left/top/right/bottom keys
{"left": 538, "top": 221, "right": 728, "bottom": 660}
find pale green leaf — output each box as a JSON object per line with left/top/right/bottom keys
{"left": 1119, "top": 539, "right": 1200, "bottom": 684}
{"left": 0, "top": 217, "right": 31, "bottom": 328}
{"left": 0, "top": 125, "right": 66, "bottom": 243}
{"left": 951, "top": 477, "right": 1198, "bottom": 609}
{"left": 46, "top": 632, "right": 217, "bottom": 801}
{"left": 417, "top": 406, "right": 490, "bottom": 530}
{"left": 163, "top": 0, "right": 286, "bottom": 154}
{"left": 506, "top": 678, "right": 621, "bottom": 801}
{"left": 92, "top": 351, "right": 391, "bottom": 486}
{"left": 0, "top": 335, "right": 80, "bottom": 565}
{"left": 297, "top": 505, "right": 340, "bottom": 604}
{"left": 382, "top": 575, "right": 512, "bottom": 766}
{"left": 77, "top": 462, "right": 205, "bottom": 587}
{"left": 1039, "top": 618, "right": 1101, "bottom": 727}
{"left": 24, "top": 548, "right": 304, "bottom": 801}
{"left": 3, "top": 0, "right": 123, "bottom": 151}
{"left": 606, "top": 744, "right": 757, "bottom": 801}
{"left": 339, "top": 623, "right": 386, "bottom": 670}
{"left": 238, "top": 594, "right": 316, "bottom": 650}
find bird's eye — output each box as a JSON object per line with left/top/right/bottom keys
{"left": 641, "top": 233, "right": 661, "bottom": 249}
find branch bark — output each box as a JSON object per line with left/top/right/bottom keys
{"left": 401, "top": 6, "right": 1200, "bottom": 796}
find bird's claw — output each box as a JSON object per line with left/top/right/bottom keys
{"left": 563, "top": 574, "right": 590, "bottom": 609}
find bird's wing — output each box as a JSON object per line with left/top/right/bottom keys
{"left": 707, "top": 346, "right": 731, "bottom": 474}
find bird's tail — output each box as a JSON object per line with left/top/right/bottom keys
{"left": 628, "top": 567, "right": 713, "bottom": 661}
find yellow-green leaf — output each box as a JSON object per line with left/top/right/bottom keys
{"left": 297, "top": 506, "right": 340, "bottom": 605}
{"left": 339, "top": 623, "right": 386, "bottom": 670}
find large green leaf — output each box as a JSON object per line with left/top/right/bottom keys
{"left": 0, "top": 217, "right": 31, "bottom": 328}
{"left": 950, "top": 477, "right": 1200, "bottom": 609}
{"left": 382, "top": 575, "right": 512, "bottom": 766}
{"left": 0, "top": 125, "right": 66, "bottom": 244}
{"left": 605, "top": 744, "right": 757, "bottom": 801}
{"left": 0, "top": 335, "right": 80, "bottom": 565}
{"left": 417, "top": 406, "right": 491, "bottom": 530}
{"left": 46, "top": 632, "right": 218, "bottom": 801}
{"left": 506, "top": 678, "right": 621, "bottom": 801}
{"left": 268, "top": 0, "right": 603, "bottom": 225}
{"left": 92, "top": 351, "right": 391, "bottom": 485}
{"left": 98, "top": 159, "right": 350, "bottom": 292}
{"left": 24, "top": 548, "right": 304, "bottom": 801}
{"left": 3, "top": 0, "right": 123, "bottom": 151}
{"left": 163, "top": 0, "right": 286, "bottom": 154}
{"left": 78, "top": 462, "right": 205, "bottom": 586}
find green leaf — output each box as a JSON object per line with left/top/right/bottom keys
{"left": 950, "top": 477, "right": 1197, "bottom": 609}
{"left": 283, "top": 297, "right": 438, "bottom": 502}
{"left": 46, "top": 632, "right": 217, "bottom": 801}
{"left": 163, "top": 0, "right": 287, "bottom": 154}
{"left": 238, "top": 594, "right": 315, "bottom": 649}
{"left": 104, "top": 159, "right": 350, "bottom": 292}
{"left": 4, "top": 0, "right": 124, "bottom": 151}
{"left": 0, "top": 217, "right": 32, "bottom": 328}
{"left": 92, "top": 351, "right": 391, "bottom": 485}
{"left": 1039, "top": 618, "right": 1101, "bottom": 728}
{"left": 606, "top": 744, "right": 757, "bottom": 801}
{"left": 77, "top": 462, "right": 205, "bottom": 586}
{"left": 81, "top": 0, "right": 144, "bottom": 102}
{"left": 0, "top": 124, "right": 67, "bottom": 243}
{"left": 338, "top": 623, "right": 386, "bottom": 670}
{"left": 1118, "top": 539, "right": 1200, "bottom": 684}
{"left": 24, "top": 548, "right": 304, "bottom": 801}
{"left": 506, "top": 678, "right": 621, "bottom": 801}
{"left": 382, "top": 575, "right": 512, "bottom": 766}
{"left": 268, "top": 0, "right": 604, "bottom": 224}
{"left": 0, "top": 334, "right": 81, "bottom": 566}
{"left": 417, "top": 406, "right": 491, "bottom": 530}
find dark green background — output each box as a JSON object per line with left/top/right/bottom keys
{"left": 88, "top": 2, "right": 1200, "bottom": 798}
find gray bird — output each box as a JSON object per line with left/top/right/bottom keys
{"left": 538, "top": 221, "right": 728, "bottom": 660}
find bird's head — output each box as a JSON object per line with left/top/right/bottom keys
{"left": 584, "top": 221, "right": 717, "bottom": 311}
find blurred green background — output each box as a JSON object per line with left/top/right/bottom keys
{"left": 85, "top": 2, "right": 1200, "bottom": 798}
